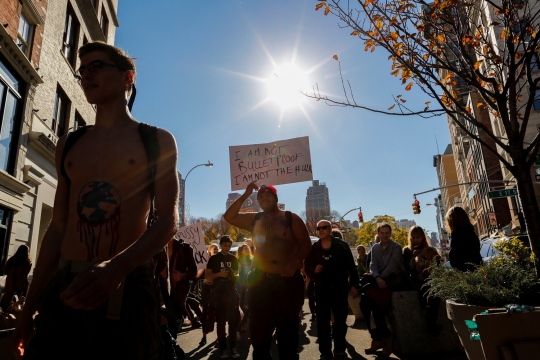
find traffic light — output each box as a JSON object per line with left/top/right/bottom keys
{"left": 358, "top": 211, "right": 364, "bottom": 223}
{"left": 412, "top": 200, "right": 421, "bottom": 214}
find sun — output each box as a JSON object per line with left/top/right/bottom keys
{"left": 266, "top": 63, "right": 309, "bottom": 110}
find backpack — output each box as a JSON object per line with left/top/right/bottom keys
{"left": 251, "top": 210, "right": 292, "bottom": 233}
{"left": 60, "top": 122, "right": 160, "bottom": 227}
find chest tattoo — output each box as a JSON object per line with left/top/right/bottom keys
{"left": 76, "top": 181, "right": 121, "bottom": 261}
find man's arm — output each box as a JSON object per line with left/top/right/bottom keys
{"left": 343, "top": 243, "right": 360, "bottom": 290}
{"left": 282, "top": 213, "right": 312, "bottom": 276}
{"left": 223, "top": 181, "right": 258, "bottom": 231}
{"left": 304, "top": 246, "right": 317, "bottom": 277}
{"left": 11, "top": 136, "right": 70, "bottom": 356}
{"left": 380, "top": 243, "right": 404, "bottom": 279}
{"left": 205, "top": 257, "right": 227, "bottom": 281}
{"left": 370, "top": 245, "right": 381, "bottom": 278}
{"left": 61, "top": 129, "right": 179, "bottom": 310}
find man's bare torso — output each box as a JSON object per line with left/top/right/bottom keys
{"left": 252, "top": 211, "right": 298, "bottom": 274}
{"left": 60, "top": 124, "right": 152, "bottom": 262}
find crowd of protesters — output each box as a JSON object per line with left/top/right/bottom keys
{"left": 0, "top": 39, "right": 489, "bottom": 360}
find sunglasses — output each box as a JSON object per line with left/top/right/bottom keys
{"left": 317, "top": 226, "right": 330, "bottom": 231}
{"left": 74, "top": 60, "right": 127, "bottom": 81}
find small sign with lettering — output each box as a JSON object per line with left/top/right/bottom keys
{"left": 176, "top": 223, "right": 207, "bottom": 270}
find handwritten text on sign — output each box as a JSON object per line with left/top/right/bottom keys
{"left": 176, "top": 223, "right": 207, "bottom": 270}
{"left": 229, "top": 136, "right": 313, "bottom": 190}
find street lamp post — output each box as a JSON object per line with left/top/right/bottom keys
{"left": 182, "top": 161, "right": 213, "bottom": 227}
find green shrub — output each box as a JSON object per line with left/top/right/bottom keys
{"left": 426, "top": 237, "right": 540, "bottom": 306}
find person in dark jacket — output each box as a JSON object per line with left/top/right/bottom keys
{"left": 169, "top": 237, "right": 198, "bottom": 327}
{"left": 305, "top": 220, "right": 360, "bottom": 360}
{"left": 445, "top": 206, "right": 482, "bottom": 272}
{"left": 1, "top": 245, "right": 32, "bottom": 311}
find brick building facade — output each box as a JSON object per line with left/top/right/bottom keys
{"left": 0, "top": 0, "right": 47, "bottom": 268}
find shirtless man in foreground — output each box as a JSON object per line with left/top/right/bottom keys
{"left": 224, "top": 182, "right": 311, "bottom": 359}
{"left": 11, "top": 41, "right": 179, "bottom": 359}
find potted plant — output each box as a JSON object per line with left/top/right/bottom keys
{"left": 426, "top": 237, "right": 540, "bottom": 360}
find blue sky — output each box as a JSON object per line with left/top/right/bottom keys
{"left": 115, "top": 1, "right": 451, "bottom": 235}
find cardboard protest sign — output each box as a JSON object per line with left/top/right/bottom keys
{"left": 229, "top": 136, "right": 313, "bottom": 191}
{"left": 176, "top": 223, "right": 207, "bottom": 270}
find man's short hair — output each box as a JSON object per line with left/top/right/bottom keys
{"left": 78, "top": 41, "right": 136, "bottom": 95}
{"left": 377, "top": 223, "right": 392, "bottom": 233}
{"left": 331, "top": 229, "right": 343, "bottom": 239}
{"left": 219, "top": 235, "right": 232, "bottom": 245}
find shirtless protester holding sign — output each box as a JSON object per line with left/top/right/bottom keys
{"left": 11, "top": 41, "right": 179, "bottom": 359}
{"left": 224, "top": 181, "right": 311, "bottom": 359}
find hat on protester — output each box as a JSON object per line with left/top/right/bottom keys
{"left": 258, "top": 185, "right": 277, "bottom": 198}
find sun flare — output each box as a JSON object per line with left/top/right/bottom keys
{"left": 266, "top": 63, "right": 309, "bottom": 110}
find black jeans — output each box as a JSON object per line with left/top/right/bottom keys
{"left": 24, "top": 263, "right": 162, "bottom": 360}
{"left": 307, "top": 280, "right": 316, "bottom": 315}
{"left": 200, "top": 282, "right": 212, "bottom": 333}
{"left": 316, "top": 287, "right": 348, "bottom": 357}
{"left": 360, "top": 293, "right": 391, "bottom": 341}
{"left": 249, "top": 270, "right": 304, "bottom": 360}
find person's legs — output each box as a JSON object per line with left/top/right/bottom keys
{"left": 371, "top": 298, "right": 391, "bottom": 340}
{"left": 276, "top": 317, "right": 300, "bottom": 360}
{"left": 216, "top": 314, "right": 228, "bottom": 351}
{"left": 274, "top": 271, "right": 304, "bottom": 359}
{"left": 315, "top": 294, "right": 332, "bottom": 358}
{"left": 359, "top": 294, "right": 377, "bottom": 339}
{"left": 249, "top": 277, "right": 275, "bottom": 360}
{"left": 331, "top": 293, "right": 349, "bottom": 353}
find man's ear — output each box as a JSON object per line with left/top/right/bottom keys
{"left": 125, "top": 71, "right": 135, "bottom": 89}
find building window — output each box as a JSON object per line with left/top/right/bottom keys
{"left": 62, "top": 6, "right": 80, "bottom": 66}
{"left": 100, "top": 7, "right": 109, "bottom": 41}
{"left": 52, "top": 88, "right": 70, "bottom": 136}
{"left": 0, "top": 205, "right": 13, "bottom": 269}
{"left": 0, "top": 55, "right": 25, "bottom": 174}
{"left": 74, "top": 112, "right": 86, "bottom": 130}
{"left": 16, "top": 13, "right": 33, "bottom": 56}
{"left": 534, "top": 88, "right": 540, "bottom": 110}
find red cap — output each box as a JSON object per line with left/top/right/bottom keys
{"left": 258, "top": 185, "right": 277, "bottom": 197}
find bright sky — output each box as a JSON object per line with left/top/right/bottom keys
{"left": 115, "top": 1, "right": 451, "bottom": 236}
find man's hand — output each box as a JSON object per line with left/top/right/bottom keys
{"left": 350, "top": 286, "right": 359, "bottom": 299}
{"left": 172, "top": 270, "right": 185, "bottom": 281}
{"left": 281, "top": 260, "right": 299, "bottom": 277}
{"left": 10, "top": 313, "right": 33, "bottom": 359}
{"left": 314, "top": 265, "right": 324, "bottom": 274}
{"left": 244, "top": 181, "right": 259, "bottom": 197}
{"left": 375, "top": 276, "right": 387, "bottom": 289}
{"left": 217, "top": 269, "right": 229, "bottom": 278}
{"left": 60, "top": 261, "right": 124, "bottom": 311}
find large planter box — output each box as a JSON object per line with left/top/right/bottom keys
{"left": 389, "top": 291, "right": 462, "bottom": 356}
{"left": 475, "top": 311, "right": 540, "bottom": 360}
{"left": 446, "top": 300, "right": 490, "bottom": 360}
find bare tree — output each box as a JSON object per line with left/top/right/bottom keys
{"left": 309, "top": 0, "right": 540, "bottom": 270}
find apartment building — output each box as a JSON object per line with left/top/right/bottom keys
{"left": 0, "top": 0, "right": 119, "bottom": 267}
{"left": 0, "top": 0, "right": 47, "bottom": 267}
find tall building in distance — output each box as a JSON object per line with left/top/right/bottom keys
{"left": 226, "top": 192, "right": 260, "bottom": 213}
{"left": 396, "top": 219, "right": 416, "bottom": 231}
{"left": 305, "top": 180, "right": 330, "bottom": 219}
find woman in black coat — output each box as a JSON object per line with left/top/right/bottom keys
{"left": 445, "top": 206, "right": 483, "bottom": 271}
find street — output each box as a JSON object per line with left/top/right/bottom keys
{"left": 176, "top": 299, "right": 468, "bottom": 360}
